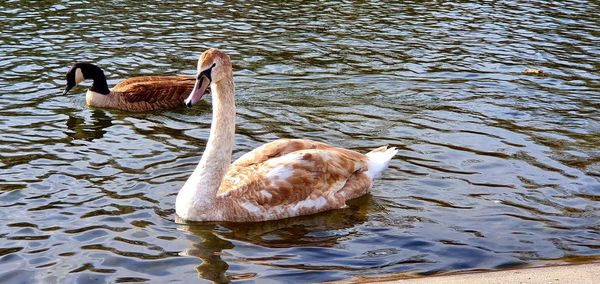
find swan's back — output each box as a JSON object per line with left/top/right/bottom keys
{"left": 215, "top": 139, "right": 373, "bottom": 221}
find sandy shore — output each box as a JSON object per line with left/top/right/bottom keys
{"left": 335, "top": 262, "right": 600, "bottom": 284}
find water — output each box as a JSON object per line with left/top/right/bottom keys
{"left": 1, "top": 1, "right": 599, "bottom": 282}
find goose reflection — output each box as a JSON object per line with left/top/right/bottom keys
{"left": 65, "top": 109, "right": 113, "bottom": 141}
{"left": 177, "top": 195, "right": 373, "bottom": 282}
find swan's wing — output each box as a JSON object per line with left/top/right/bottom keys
{"left": 219, "top": 147, "right": 371, "bottom": 219}
{"left": 232, "top": 138, "right": 334, "bottom": 167}
{"left": 113, "top": 76, "right": 195, "bottom": 104}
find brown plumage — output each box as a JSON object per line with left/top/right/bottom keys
{"left": 63, "top": 63, "right": 198, "bottom": 112}
{"left": 176, "top": 49, "right": 398, "bottom": 222}
{"left": 215, "top": 139, "right": 376, "bottom": 221}
{"left": 93, "top": 75, "right": 196, "bottom": 112}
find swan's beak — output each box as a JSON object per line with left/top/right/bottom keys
{"left": 63, "top": 83, "right": 74, "bottom": 95}
{"left": 185, "top": 74, "right": 211, "bottom": 107}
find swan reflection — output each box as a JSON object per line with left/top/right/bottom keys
{"left": 177, "top": 196, "right": 373, "bottom": 282}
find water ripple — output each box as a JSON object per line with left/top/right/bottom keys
{"left": 1, "top": 0, "right": 599, "bottom": 282}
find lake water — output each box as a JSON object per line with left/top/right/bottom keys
{"left": 1, "top": 1, "right": 599, "bottom": 283}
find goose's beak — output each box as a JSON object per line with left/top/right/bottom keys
{"left": 63, "top": 84, "right": 74, "bottom": 95}
{"left": 185, "top": 74, "right": 211, "bottom": 107}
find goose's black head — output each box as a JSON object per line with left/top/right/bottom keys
{"left": 63, "top": 63, "right": 110, "bottom": 95}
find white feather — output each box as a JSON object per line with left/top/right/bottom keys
{"left": 75, "top": 68, "right": 84, "bottom": 84}
{"left": 242, "top": 202, "right": 261, "bottom": 214}
{"left": 260, "top": 190, "right": 272, "bottom": 200}
{"left": 366, "top": 147, "right": 398, "bottom": 180}
{"left": 266, "top": 165, "right": 293, "bottom": 180}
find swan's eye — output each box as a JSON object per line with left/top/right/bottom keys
{"left": 198, "top": 63, "right": 217, "bottom": 80}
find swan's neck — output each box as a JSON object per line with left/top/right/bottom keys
{"left": 176, "top": 77, "right": 236, "bottom": 220}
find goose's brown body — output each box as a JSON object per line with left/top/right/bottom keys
{"left": 86, "top": 76, "right": 196, "bottom": 112}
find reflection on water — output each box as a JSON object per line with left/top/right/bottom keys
{"left": 66, "top": 109, "right": 113, "bottom": 141}
{"left": 1, "top": 0, "right": 599, "bottom": 282}
{"left": 180, "top": 197, "right": 370, "bottom": 282}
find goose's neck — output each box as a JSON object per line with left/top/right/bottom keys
{"left": 176, "top": 76, "right": 236, "bottom": 219}
{"left": 89, "top": 70, "right": 110, "bottom": 95}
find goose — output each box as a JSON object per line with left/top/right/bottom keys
{"left": 176, "top": 48, "right": 397, "bottom": 222}
{"left": 63, "top": 63, "right": 203, "bottom": 112}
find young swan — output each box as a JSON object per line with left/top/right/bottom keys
{"left": 176, "top": 48, "right": 398, "bottom": 222}
{"left": 63, "top": 63, "right": 205, "bottom": 112}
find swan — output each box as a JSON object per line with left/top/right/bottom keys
{"left": 63, "top": 63, "right": 204, "bottom": 112}
{"left": 176, "top": 48, "right": 397, "bottom": 222}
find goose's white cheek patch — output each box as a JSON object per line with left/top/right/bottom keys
{"left": 75, "top": 68, "right": 84, "bottom": 84}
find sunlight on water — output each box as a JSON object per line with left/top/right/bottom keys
{"left": 0, "top": 1, "right": 599, "bottom": 282}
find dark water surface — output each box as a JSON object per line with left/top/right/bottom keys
{"left": 1, "top": 1, "right": 599, "bottom": 283}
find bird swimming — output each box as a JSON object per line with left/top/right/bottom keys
{"left": 63, "top": 62, "right": 204, "bottom": 112}
{"left": 176, "top": 48, "right": 397, "bottom": 222}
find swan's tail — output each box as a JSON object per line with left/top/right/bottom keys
{"left": 365, "top": 145, "right": 398, "bottom": 180}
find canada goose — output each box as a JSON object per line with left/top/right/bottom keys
{"left": 63, "top": 63, "right": 204, "bottom": 112}
{"left": 176, "top": 49, "right": 397, "bottom": 222}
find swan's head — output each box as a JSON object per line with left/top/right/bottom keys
{"left": 63, "top": 63, "right": 108, "bottom": 95}
{"left": 185, "top": 48, "right": 232, "bottom": 107}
